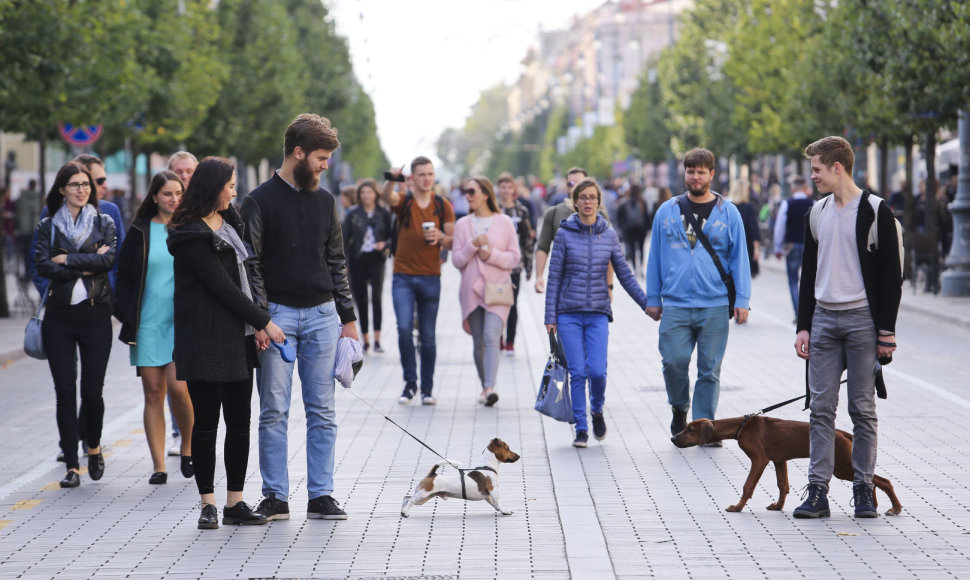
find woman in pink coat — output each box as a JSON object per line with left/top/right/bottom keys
{"left": 452, "top": 176, "right": 520, "bottom": 406}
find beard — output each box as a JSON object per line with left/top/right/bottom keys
{"left": 686, "top": 182, "right": 709, "bottom": 197}
{"left": 293, "top": 157, "right": 320, "bottom": 191}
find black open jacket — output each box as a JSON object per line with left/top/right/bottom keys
{"left": 114, "top": 216, "right": 152, "bottom": 345}
{"left": 341, "top": 203, "right": 392, "bottom": 260}
{"left": 167, "top": 207, "right": 270, "bottom": 383}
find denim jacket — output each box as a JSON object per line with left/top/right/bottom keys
{"left": 544, "top": 214, "right": 647, "bottom": 324}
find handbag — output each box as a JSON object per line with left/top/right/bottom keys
{"left": 24, "top": 222, "right": 55, "bottom": 360}
{"left": 484, "top": 280, "right": 514, "bottom": 306}
{"left": 534, "top": 331, "right": 574, "bottom": 423}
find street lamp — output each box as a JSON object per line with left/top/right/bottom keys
{"left": 942, "top": 109, "right": 970, "bottom": 295}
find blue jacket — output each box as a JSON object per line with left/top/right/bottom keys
{"left": 646, "top": 194, "right": 751, "bottom": 310}
{"left": 544, "top": 214, "right": 647, "bottom": 324}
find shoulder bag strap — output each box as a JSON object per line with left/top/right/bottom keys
{"left": 677, "top": 195, "right": 736, "bottom": 318}
{"left": 35, "top": 221, "right": 56, "bottom": 314}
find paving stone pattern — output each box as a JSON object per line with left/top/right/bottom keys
{"left": 0, "top": 261, "right": 968, "bottom": 579}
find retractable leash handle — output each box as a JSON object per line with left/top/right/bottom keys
{"left": 271, "top": 338, "right": 296, "bottom": 363}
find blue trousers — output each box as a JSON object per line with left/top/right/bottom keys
{"left": 256, "top": 301, "right": 341, "bottom": 501}
{"left": 658, "top": 306, "right": 730, "bottom": 421}
{"left": 391, "top": 274, "right": 440, "bottom": 395}
{"left": 785, "top": 244, "right": 804, "bottom": 316}
{"left": 558, "top": 312, "right": 609, "bottom": 431}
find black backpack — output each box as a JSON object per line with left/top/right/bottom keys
{"left": 389, "top": 193, "right": 446, "bottom": 257}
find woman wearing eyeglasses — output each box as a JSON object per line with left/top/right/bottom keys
{"left": 544, "top": 178, "right": 649, "bottom": 448}
{"left": 451, "top": 177, "right": 520, "bottom": 406}
{"left": 35, "top": 161, "right": 117, "bottom": 488}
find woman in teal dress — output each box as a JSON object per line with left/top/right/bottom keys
{"left": 115, "top": 171, "right": 194, "bottom": 484}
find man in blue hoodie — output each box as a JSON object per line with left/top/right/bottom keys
{"left": 645, "top": 148, "right": 751, "bottom": 442}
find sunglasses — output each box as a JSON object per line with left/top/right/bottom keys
{"left": 462, "top": 188, "right": 478, "bottom": 196}
{"left": 95, "top": 177, "right": 107, "bottom": 186}
{"left": 567, "top": 181, "right": 576, "bottom": 188}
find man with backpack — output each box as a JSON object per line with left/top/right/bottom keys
{"left": 381, "top": 157, "right": 455, "bottom": 405}
{"left": 793, "top": 136, "right": 902, "bottom": 519}
{"left": 773, "top": 175, "right": 815, "bottom": 320}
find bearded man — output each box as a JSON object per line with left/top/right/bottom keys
{"left": 241, "top": 113, "right": 359, "bottom": 522}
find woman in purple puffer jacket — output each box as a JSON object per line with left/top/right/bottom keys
{"left": 544, "top": 178, "right": 649, "bottom": 448}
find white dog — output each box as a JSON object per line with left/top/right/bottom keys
{"left": 400, "top": 438, "right": 521, "bottom": 517}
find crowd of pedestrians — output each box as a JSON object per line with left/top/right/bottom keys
{"left": 8, "top": 116, "right": 902, "bottom": 527}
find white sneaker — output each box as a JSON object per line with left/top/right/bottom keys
{"left": 421, "top": 395, "right": 437, "bottom": 406}
{"left": 167, "top": 435, "right": 181, "bottom": 457}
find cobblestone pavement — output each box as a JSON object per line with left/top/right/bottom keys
{"left": 0, "top": 258, "right": 968, "bottom": 579}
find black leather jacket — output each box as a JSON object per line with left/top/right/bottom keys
{"left": 34, "top": 213, "right": 116, "bottom": 307}
{"left": 342, "top": 203, "right": 392, "bottom": 259}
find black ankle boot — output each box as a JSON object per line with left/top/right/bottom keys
{"left": 88, "top": 453, "right": 104, "bottom": 481}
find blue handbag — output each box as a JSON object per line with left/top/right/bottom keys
{"left": 24, "top": 222, "right": 55, "bottom": 360}
{"left": 535, "top": 331, "right": 574, "bottom": 423}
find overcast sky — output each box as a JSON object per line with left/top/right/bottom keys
{"left": 330, "top": 0, "right": 607, "bottom": 169}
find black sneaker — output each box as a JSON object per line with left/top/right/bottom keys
{"left": 255, "top": 495, "right": 291, "bottom": 521}
{"left": 793, "top": 483, "right": 830, "bottom": 518}
{"left": 852, "top": 483, "right": 878, "bottom": 518}
{"left": 399, "top": 382, "right": 418, "bottom": 405}
{"left": 572, "top": 430, "right": 589, "bottom": 448}
{"left": 307, "top": 495, "right": 347, "bottom": 520}
{"left": 373, "top": 341, "right": 384, "bottom": 353}
{"left": 670, "top": 408, "right": 688, "bottom": 436}
{"left": 222, "top": 501, "right": 268, "bottom": 525}
{"left": 198, "top": 504, "right": 219, "bottom": 529}
{"left": 591, "top": 412, "right": 607, "bottom": 441}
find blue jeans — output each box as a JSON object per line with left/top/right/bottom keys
{"left": 658, "top": 306, "right": 730, "bottom": 421}
{"left": 558, "top": 312, "right": 609, "bottom": 431}
{"left": 256, "top": 301, "right": 341, "bottom": 501}
{"left": 785, "top": 244, "right": 804, "bottom": 316}
{"left": 807, "top": 306, "right": 878, "bottom": 488}
{"left": 391, "top": 274, "right": 440, "bottom": 395}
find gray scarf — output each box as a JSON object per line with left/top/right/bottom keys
{"left": 53, "top": 203, "right": 98, "bottom": 249}
{"left": 215, "top": 222, "right": 255, "bottom": 336}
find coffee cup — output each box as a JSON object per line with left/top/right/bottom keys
{"left": 422, "top": 221, "right": 436, "bottom": 243}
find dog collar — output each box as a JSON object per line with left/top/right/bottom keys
{"left": 735, "top": 414, "right": 755, "bottom": 440}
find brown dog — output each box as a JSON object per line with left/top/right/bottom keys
{"left": 671, "top": 416, "right": 902, "bottom": 515}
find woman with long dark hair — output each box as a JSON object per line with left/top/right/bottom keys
{"left": 35, "top": 161, "right": 116, "bottom": 488}
{"left": 167, "top": 156, "right": 285, "bottom": 529}
{"left": 115, "top": 170, "right": 194, "bottom": 485}
{"left": 341, "top": 178, "right": 392, "bottom": 353}
{"left": 451, "top": 176, "right": 520, "bottom": 406}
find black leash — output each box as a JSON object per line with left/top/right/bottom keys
{"left": 342, "top": 387, "right": 454, "bottom": 466}
{"left": 341, "top": 388, "right": 501, "bottom": 496}
{"left": 761, "top": 359, "right": 858, "bottom": 416}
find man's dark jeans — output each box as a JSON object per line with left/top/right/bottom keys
{"left": 391, "top": 274, "right": 440, "bottom": 395}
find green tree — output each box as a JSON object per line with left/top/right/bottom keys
{"left": 657, "top": 0, "right": 747, "bottom": 159}
{"left": 722, "top": 0, "right": 823, "bottom": 156}
{"left": 189, "top": 0, "right": 306, "bottom": 188}
{"left": 0, "top": 0, "right": 148, "bottom": 190}
{"left": 282, "top": 0, "right": 387, "bottom": 179}
{"left": 624, "top": 65, "right": 673, "bottom": 163}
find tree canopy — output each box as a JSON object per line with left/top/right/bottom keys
{"left": 0, "top": 0, "right": 386, "bottom": 184}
